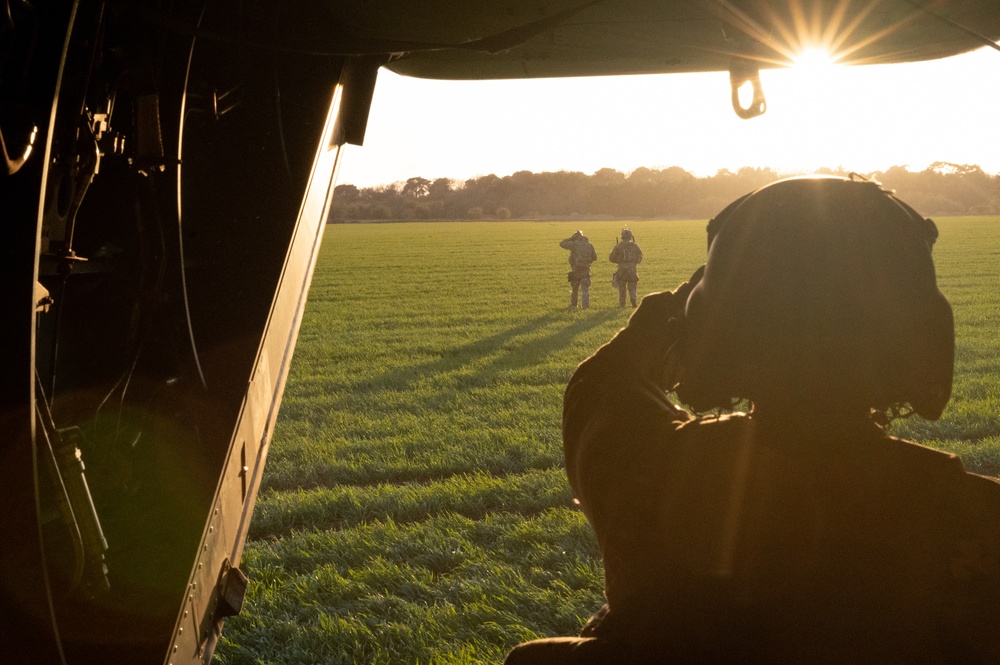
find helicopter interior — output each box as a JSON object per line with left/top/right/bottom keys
{"left": 1, "top": 1, "right": 998, "bottom": 663}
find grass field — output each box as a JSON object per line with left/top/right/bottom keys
{"left": 214, "top": 217, "right": 1000, "bottom": 664}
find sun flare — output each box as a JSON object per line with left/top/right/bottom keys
{"left": 793, "top": 46, "right": 840, "bottom": 70}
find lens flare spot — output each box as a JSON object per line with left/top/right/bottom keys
{"left": 793, "top": 46, "right": 839, "bottom": 70}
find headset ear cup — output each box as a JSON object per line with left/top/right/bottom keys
{"left": 677, "top": 195, "right": 752, "bottom": 411}
{"left": 908, "top": 292, "right": 954, "bottom": 420}
{"left": 886, "top": 203, "right": 952, "bottom": 419}
{"left": 706, "top": 192, "right": 751, "bottom": 250}
{"left": 674, "top": 285, "right": 708, "bottom": 410}
{"left": 676, "top": 275, "right": 741, "bottom": 412}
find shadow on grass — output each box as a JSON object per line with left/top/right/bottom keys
{"left": 356, "top": 308, "right": 621, "bottom": 397}
{"left": 263, "top": 308, "right": 624, "bottom": 490}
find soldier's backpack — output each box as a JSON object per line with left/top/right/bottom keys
{"left": 570, "top": 241, "right": 595, "bottom": 268}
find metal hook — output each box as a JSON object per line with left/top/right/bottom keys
{"left": 729, "top": 57, "right": 767, "bottom": 119}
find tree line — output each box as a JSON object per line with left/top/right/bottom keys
{"left": 329, "top": 162, "right": 1000, "bottom": 222}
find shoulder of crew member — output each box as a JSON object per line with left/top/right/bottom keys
{"left": 937, "top": 464, "right": 1000, "bottom": 661}
{"left": 563, "top": 372, "right": 691, "bottom": 511}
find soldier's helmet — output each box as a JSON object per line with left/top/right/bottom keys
{"left": 573, "top": 230, "right": 583, "bottom": 239}
{"left": 677, "top": 175, "right": 953, "bottom": 420}
{"left": 621, "top": 228, "right": 634, "bottom": 241}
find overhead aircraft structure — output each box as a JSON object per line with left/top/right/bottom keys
{"left": 1, "top": 1, "right": 998, "bottom": 663}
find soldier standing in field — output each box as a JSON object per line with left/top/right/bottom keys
{"left": 610, "top": 228, "right": 643, "bottom": 308}
{"left": 560, "top": 230, "right": 598, "bottom": 309}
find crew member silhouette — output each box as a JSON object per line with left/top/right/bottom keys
{"left": 506, "top": 176, "right": 1000, "bottom": 664}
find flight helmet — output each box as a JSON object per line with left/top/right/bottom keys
{"left": 677, "top": 175, "right": 954, "bottom": 420}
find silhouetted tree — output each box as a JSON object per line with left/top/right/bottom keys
{"left": 334, "top": 183, "right": 360, "bottom": 200}
{"left": 428, "top": 178, "right": 454, "bottom": 199}
{"left": 402, "top": 177, "right": 431, "bottom": 198}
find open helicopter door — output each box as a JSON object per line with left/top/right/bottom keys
{"left": 0, "top": 2, "right": 378, "bottom": 661}
{"left": 163, "top": 55, "right": 379, "bottom": 665}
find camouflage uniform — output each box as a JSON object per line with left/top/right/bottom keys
{"left": 560, "top": 231, "right": 598, "bottom": 308}
{"left": 609, "top": 229, "right": 643, "bottom": 307}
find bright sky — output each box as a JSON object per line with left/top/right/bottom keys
{"left": 337, "top": 46, "right": 1000, "bottom": 188}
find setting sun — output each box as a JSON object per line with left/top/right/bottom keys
{"left": 793, "top": 46, "right": 840, "bottom": 70}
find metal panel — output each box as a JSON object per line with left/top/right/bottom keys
{"left": 165, "top": 81, "right": 346, "bottom": 665}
